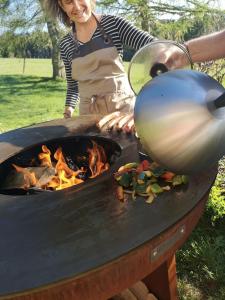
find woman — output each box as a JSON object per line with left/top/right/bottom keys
{"left": 47, "top": 0, "right": 155, "bottom": 118}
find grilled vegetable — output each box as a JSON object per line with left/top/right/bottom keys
{"left": 146, "top": 193, "right": 155, "bottom": 204}
{"left": 182, "top": 175, "right": 189, "bottom": 184}
{"left": 161, "top": 171, "right": 175, "bottom": 181}
{"left": 118, "top": 173, "right": 132, "bottom": 188}
{"left": 172, "top": 175, "right": 183, "bottom": 186}
{"left": 124, "top": 162, "right": 138, "bottom": 169}
{"left": 150, "top": 183, "right": 163, "bottom": 194}
{"left": 114, "top": 160, "right": 188, "bottom": 205}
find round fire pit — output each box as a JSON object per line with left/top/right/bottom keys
{"left": 0, "top": 116, "right": 217, "bottom": 300}
{"left": 0, "top": 135, "right": 121, "bottom": 195}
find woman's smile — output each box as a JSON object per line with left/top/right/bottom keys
{"left": 60, "top": 0, "right": 92, "bottom": 23}
{"left": 72, "top": 9, "right": 87, "bottom": 20}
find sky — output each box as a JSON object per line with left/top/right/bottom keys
{"left": 216, "top": 0, "right": 225, "bottom": 9}
{"left": 1, "top": 0, "right": 225, "bottom": 35}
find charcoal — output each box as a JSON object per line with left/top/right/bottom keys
{"left": 65, "top": 156, "right": 79, "bottom": 171}
{"left": 76, "top": 155, "right": 88, "bottom": 163}
{"left": 77, "top": 172, "right": 88, "bottom": 180}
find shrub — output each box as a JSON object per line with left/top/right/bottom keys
{"left": 207, "top": 158, "right": 225, "bottom": 223}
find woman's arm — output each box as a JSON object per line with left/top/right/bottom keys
{"left": 186, "top": 30, "right": 225, "bottom": 63}
{"left": 114, "top": 16, "right": 155, "bottom": 50}
{"left": 60, "top": 38, "right": 79, "bottom": 110}
{"left": 63, "top": 58, "right": 79, "bottom": 108}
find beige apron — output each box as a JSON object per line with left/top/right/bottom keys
{"left": 71, "top": 14, "right": 135, "bottom": 115}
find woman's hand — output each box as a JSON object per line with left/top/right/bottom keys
{"left": 98, "top": 112, "right": 135, "bottom": 133}
{"left": 63, "top": 106, "right": 74, "bottom": 118}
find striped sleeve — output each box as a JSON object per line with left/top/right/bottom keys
{"left": 60, "top": 36, "right": 79, "bottom": 108}
{"left": 114, "top": 16, "right": 155, "bottom": 50}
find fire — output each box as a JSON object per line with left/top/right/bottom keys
{"left": 38, "top": 145, "right": 52, "bottom": 168}
{"left": 13, "top": 141, "right": 109, "bottom": 191}
{"left": 88, "top": 141, "right": 109, "bottom": 178}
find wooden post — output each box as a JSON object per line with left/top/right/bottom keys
{"left": 23, "top": 57, "right": 26, "bottom": 74}
{"left": 143, "top": 255, "right": 178, "bottom": 300}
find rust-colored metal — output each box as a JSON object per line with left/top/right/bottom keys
{"left": 143, "top": 255, "right": 178, "bottom": 300}
{"left": 3, "top": 194, "right": 208, "bottom": 300}
{"left": 0, "top": 116, "right": 216, "bottom": 300}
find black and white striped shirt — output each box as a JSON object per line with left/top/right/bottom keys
{"left": 60, "top": 14, "right": 155, "bottom": 108}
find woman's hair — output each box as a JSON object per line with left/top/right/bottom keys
{"left": 45, "top": 0, "right": 70, "bottom": 26}
{"left": 45, "top": 0, "right": 96, "bottom": 27}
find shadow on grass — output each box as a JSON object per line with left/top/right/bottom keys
{"left": 0, "top": 98, "right": 11, "bottom": 104}
{"left": 0, "top": 75, "right": 66, "bottom": 95}
{"left": 0, "top": 75, "right": 55, "bottom": 85}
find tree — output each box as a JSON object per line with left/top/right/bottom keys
{"left": 0, "top": 0, "right": 9, "bottom": 14}
{"left": 0, "top": 30, "right": 52, "bottom": 58}
{"left": 0, "top": 0, "right": 65, "bottom": 79}
{"left": 38, "top": 0, "right": 62, "bottom": 79}
{"left": 98, "top": 0, "right": 225, "bottom": 39}
{"left": 99, "top": 0, "right": 155, "bottom": 31}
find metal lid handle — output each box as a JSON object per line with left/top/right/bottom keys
{"left": 150, "top": 63, "right": 168, "bottom": 78}
{"left": 214, "top": 92, "right": 225, "bottom": 109}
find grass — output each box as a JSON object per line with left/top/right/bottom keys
{"left": 0, "top": 58, "right": 52, "bottom": 77}
{"left": 177, "top": 158, "right": 225, "bottom": 299}
{"left": 0, "top": 75, "right": 67, "bottom": 132}
{"left": 1, "top": 58, "right": 225, "bottom": 299}
{"left": 177, "top": 214, "right": 225, "bottom": 299}
{"left": 0, "top": 58, "right": 71, "bottom": 132}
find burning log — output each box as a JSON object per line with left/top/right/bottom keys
{"left": 1, "top": 166, "right": 55, "bottom": 191}
{"left": 10, "top": 140, "right": 109, "bottom": 192}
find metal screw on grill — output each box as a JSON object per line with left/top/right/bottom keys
{"left": 180, "top": 226, "right": 185, "bottom": 234}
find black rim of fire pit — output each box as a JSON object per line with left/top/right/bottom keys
{"left": 0, "top": 135, "right": 122, "bottom": 195}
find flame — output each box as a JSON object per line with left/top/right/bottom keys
{"left": 13, "top": 140, "right": 109, "bottom": 191}
{"left": 38, "top": 145, "right": 52, "bottom": 167}
{"left": 88, "top": 141, "right": 109, "bottom": 178}
{"left": 47, "top": 147, "right": 83, "bottom": 190}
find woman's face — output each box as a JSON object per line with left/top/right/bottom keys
{"left": 59, "top": 0, "right": 93, "bottom": 24}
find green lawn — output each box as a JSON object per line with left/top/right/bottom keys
{"left": 0, "top": 58, "right": 52, "bottom": 77}
{"left": 0, "top": 58, "right": 71, "bottom": 132}
{"left": 0, "top": 58, "right": 129, "bottom": 132}
{"left": 0, "top": 75, "right": 67, "bottom": 132}
{"left": 0, "top": 58, "right": 225, "bottom": 300}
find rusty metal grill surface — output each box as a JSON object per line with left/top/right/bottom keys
{"left": 0, "top": 117, "right": 217, "bottom": 297}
